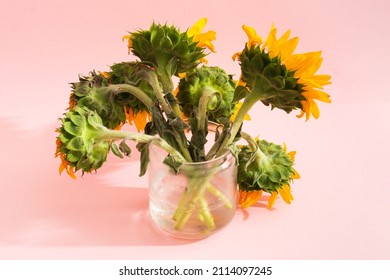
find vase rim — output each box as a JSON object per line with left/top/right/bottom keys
{"left": 149, "top": 144, "right": 234, "bottom": 167}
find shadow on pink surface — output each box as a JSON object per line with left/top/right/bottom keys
{"left": 0, "top": 118, "right": 195, "bottom": 246}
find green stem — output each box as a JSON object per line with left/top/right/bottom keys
{"left": 173, "top": 163, "right": 222, "bottom": 230}
{"left": 149, "top": 71, "right": 174, "bottom": 116}
{"left": 96, "top": 128, "right": 186, "bottom": 162}
{"left": 166, "top": 92, "right": 183, "bottom": 120}
{"left": 156, "top": 67, "right": 174, "bottom": 94}
{"left": 241, "top": 131, "right": 267, "bottom": 163}
{"left": 211, "top": 93, "right": 262, "bottom": 159}
{"left": 197, "top": 90, "right": 215, "bottom": 131}
{"left": 107, "top": 84, "right": 154, "bottom": 108}
{"left": 207, "top": 184, "right": 233, "bottom": 209}
{"left": 197, "top": 199, "right": 215, "bottom": 230}
{"left": 174, "top": 178, "right": 208, "bottom": 230}
{"left": 149, "top": 68, "right": 192, "bottom": 162}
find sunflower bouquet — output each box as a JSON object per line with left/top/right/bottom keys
{"left": 55, "top": 19, "right": 331, "bottom": 236}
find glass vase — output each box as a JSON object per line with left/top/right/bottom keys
{"left": 148, "top": 145, "right": 237, "bottom": 239}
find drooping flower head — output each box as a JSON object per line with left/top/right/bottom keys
{"left": 235, "top": 24, "right": 331, "bottom": 120}
{"left": 69, "top": 71, "right": 125, "bottom": 129}
{"left": 238, "top": 139, "right": 300, "bottom": 208}
{"left": 108, "top": 62, "right": 155, "bottom": 131}
{"left": 69, "top": 63, "right": 155, "bottom": 132}
{"left": 176, "top": 66, "right": 236, "bottom": 122}
{"left": 55, "top": 107, "right": 112, "bottom": 177}
{"left": 55, "top": 106, "right": 133, "bottom": 178}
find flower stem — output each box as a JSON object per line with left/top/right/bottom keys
{"left": 241, "top": 131, "right": 267, "bottom": 163}
{"left": 148, "top": 68, "right": 192, "bottom": 162}
{"left": 197, "top": 90, "right": 215, "bottom": 131}
{"left": 211, "top": 93, "right": 262, "bottom": 159}
{"left": 197, "top": 199, "right": 215, "bottom": 230}
{"left": 149, "top": 71, "right": 174, "bottom": 116}
{"left": 96, "top": 128, "right": 186, "bottom": 161}
{"left": 107, "top": 84, "right": 154, "bottom": 108}
{"left": 207, "top": 184, "right": 233, "bottom": 209}
{"left": 173, "top": 163, "right": 222, "bottom": 230}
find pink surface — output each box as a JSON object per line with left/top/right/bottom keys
{"left": 0, "top": 0, "right": 389, "bottom": 259}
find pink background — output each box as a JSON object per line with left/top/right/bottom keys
{"left": 0, "top": 0, "right": 389, "bottom": 259}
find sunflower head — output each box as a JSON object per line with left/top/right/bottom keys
{"left": 176, "top": 66, "right": 236, "bottom": 122}
{"left": 236, "top": 25, "right": 331, "bottom": 119}
{"left": 109, "top": 62, "right": 156, "bottom": 113}
{"left": 125, "top": 22, "right": 208, "bottom": 78}
{"left": 56, "top": 106, "right": 111, "bottom": 175}
{"left": 70, "top": 63, "right": 156, "bottom": 131}
{"left": 238, "top": 139, "right": 299, "bottom": 208}
{"left": 239, "top": 45, "right": 306, "bottom": 113}
{"left": 70, "top": 71, "right": 126, "bottom": 129}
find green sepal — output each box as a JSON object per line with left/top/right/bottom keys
{"left": 119, "top": 140, "right": 132, "bottom": 157}
{"left": 136, "top": 142, "right": 150, "bottom": 177}
{"left": 66, "top": 137, "right": 84, "bottom": 151}
{"left": 110, "top": 142, "right": 124, "bottom": 159}
{"left": 232, "top": 85, "right": 250, "bottom": 103}
{"left": 66, "top": 151, "right": 82, "bottom": 163}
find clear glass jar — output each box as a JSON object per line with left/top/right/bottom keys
{"left": 148, "top": 145, "right": 237, "bottom": 239}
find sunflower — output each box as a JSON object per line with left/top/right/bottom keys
{"left": 123, "top": 19, "right": 215, "bottom": 88}
{"left": 240, "top": 24, "right": 331, "bottom": 120}
{"left": 238, "top": 139, "right": 300, "bottom": 209}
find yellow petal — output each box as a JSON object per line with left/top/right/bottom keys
{"left": 295, "top": 51, "right": 322, "bottom": 76}
{"left": 187, "top": 18, "right": 207, "bottom": 37}
{"left": 278, "top": 29, "right": 291, "bottom": 44}
{"left": 279, "top": 37, "right": 299, "bottom": 60}
{"left": 194, "top": 31, "right": 216, "bottom": 48}
{"left": 287, "top": 150, "right": 296, "bottom": 162}
{"left": 232, "top": 51, "right": 241, "bottom": 61}
{"left": 199, "top": 57, "right": 209, "bottom": 64}
{"left": 309, "top": 74, "right": 332, "bottom": 88}
{"left": 189, "top": 19, "right": 216, "bottom": 52}
{"left": 230, "top": 102, "right": 251, "bottom": 122}
{"left": 178, "top": 72, "right": 186, "bottom": 79}
{"left": 303, "top": 88, "right": 331, "bottom": 103}
{"left": 292, "top": 168, "right": 301, "bottom": 179}
{"left": 125, "top": 108, "right": 149, "bottom": 132}
{"left": 122, "top": 34, "right": 133, "bottom": 55}
{"left": 299, "top": 100, "right": 311, "bottom": 121}
{"left": 66, "top": 166, "right": 76, "bottom": 180}
{"left": 284, "top": 185, "right": 294, "bottom": 201}
{"left": 296, "top": 109, "right": 305, "bottom": 119}
{"left": 309, "top": 99, "right": 320, "bottom": 119}
{"left": 59, "top": 163, "right": 65, "bottom": 175}
{"left": 98, "top": 71, "right": 110, "bottom": 79}
{"left": 267, "top": 191, "right": 278, "bottom": 208}
{"left": 239, "top": 190, "right": 262, "bottom": 208}
{"left": 242, "top": 25, "right": 262, "bottom": 47}
{"left": 278, "top": 185, "right": 293, "bottom": 204}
